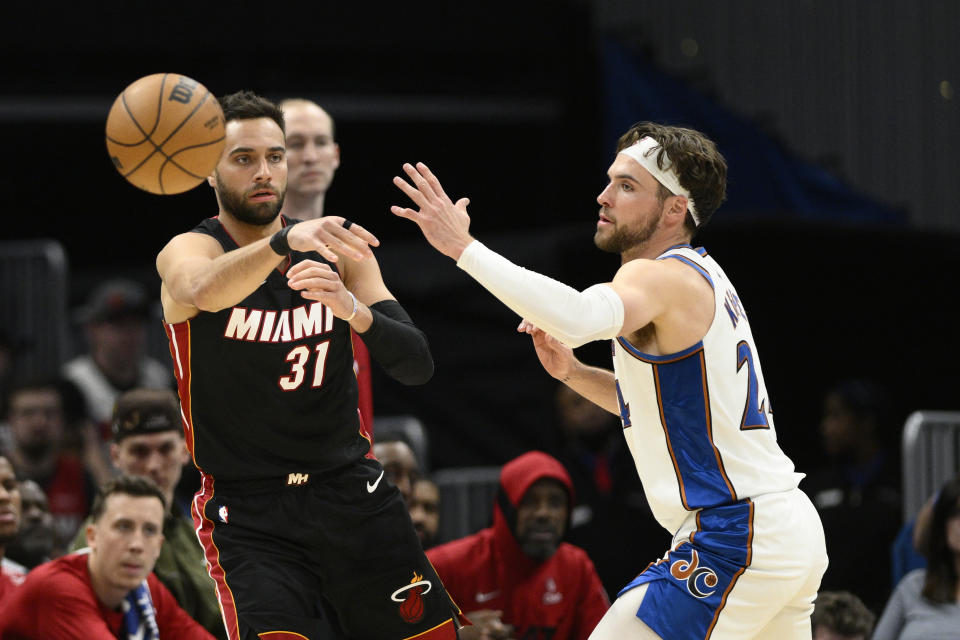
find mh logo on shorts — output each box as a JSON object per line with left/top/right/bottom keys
{"left": 390, "top": 571, "right": 433, "bottom": 624}
{"left": 670, "top": 549, "right": 718, "bottom": 598}
{"left": 286, "top": 472, "right": 309, "bottom": 486}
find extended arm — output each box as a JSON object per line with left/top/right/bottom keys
{"left": 158, "top": 231, "right": 281, "bottom": 322}
{"left": 157, "top": 216, "right": 379, "bottom": 324}
{"left": 391, "top": 163, "right": 672, "bottom": 348}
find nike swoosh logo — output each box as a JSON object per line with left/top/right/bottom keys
{"left": 475, "top": 590, "right": 500, "bottom": 603}
{"left": 367, "top": 470, "right": 385, "bottom": 493}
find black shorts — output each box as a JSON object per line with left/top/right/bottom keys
{"left": 193, "top": 457, "right": 462, "bottom": 640}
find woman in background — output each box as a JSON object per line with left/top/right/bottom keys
{"left": 873, "top": 473, "right": 960, "bottom": 639}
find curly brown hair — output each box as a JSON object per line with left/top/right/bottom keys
{"left": 616, "top": 122, "right": 727, "bottom": 235}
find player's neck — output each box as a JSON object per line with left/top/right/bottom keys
{"left": 620, "top": 230, "right": 693, "bottom": 264}
{"left": 217, "top": 211, "right": 283, "bottom": 247}
{"left": 281, "top": 191, "right": 326, "bottom": 221}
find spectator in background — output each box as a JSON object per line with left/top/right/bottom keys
{"left": 70, "top": 388, "right": 225, "bottom": 639}
{"left": 552, "top": 383, "right": 668, "bottom": 596}
{"left": 279, "top": 98, "right": 374, "bottom": 432}
{"left": 373, "top": 435, "right": 439, "bottom": 549}
{"left": 4, "top": 479, "right": 57, "bottom": 569}
{"left": 889, "top": 487, "right": 935, "bottom": 589}
{"left": 278, "top": 99, "right": 340, "bottom": 221}
{"left": 873, "top": 472, "right": 960, "bottom": 640}
{"left": 410, "top": 477, "right": 441, "bottom": 550}
{"left": 0, "top": 474, "right": 215, "bottom": 639}
{"left": 811, "top": 590, "right": 875, "bottom": 640}
{"left": 62, "top": 278, "right": 172, "bottom": 435}
{"left": 0, "top": 456, "right": 26, "bottom": 602}
{"left": 56, "top": 375, "right": 114, "bottom": 487}
{"left": 4, "top": 378, "right": 95, "bottom": 550}
{"left": 802, "top": 378, "right": 902, "bottom": 612}
{"left": 372, "top": 432, "right": 422, "bottom": 504}
{"left": 428, "top": 451, "right": 608, "bottom": 640}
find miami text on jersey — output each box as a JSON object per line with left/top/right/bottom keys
{"left": 223, "top": 302, "right": 335, "bottom": 343}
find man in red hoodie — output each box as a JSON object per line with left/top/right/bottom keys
{"left": 428, "top": 451, "right": 609, "bottom": 640}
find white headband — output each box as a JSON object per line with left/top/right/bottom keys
{"left": 619, "top": 136, "right": 699, "bottom": 226}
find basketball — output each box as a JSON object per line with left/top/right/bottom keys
{"left": 105, "top": 73, "right": 225, "bottom": 195}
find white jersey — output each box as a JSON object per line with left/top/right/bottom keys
{"left": 612, "top": 244, "right": 802, "bottom": 534}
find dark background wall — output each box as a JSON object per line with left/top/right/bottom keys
{"left": 2, "top": 1, "right": 957, "bottom": 473}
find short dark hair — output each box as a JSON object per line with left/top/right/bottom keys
{"left": 89, "top": 474, "right": 166, "bottom": 522}
{"left": 219, "top": 90, "right": 285, "bottom": 134}
{"left": 616, "top": 122, "right": 727, "bottom": 235}
{"left": 811, "top": 591, "right": 875, "bottom": 637}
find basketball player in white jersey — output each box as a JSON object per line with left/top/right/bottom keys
{"left": 392, "top": 122, "right": 828, "bottom": 639}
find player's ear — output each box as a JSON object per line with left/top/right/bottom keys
{"left": 332, "top": 143, "right": 341, "bottom": 170}
{"left": 207, "top": 173, "right": 217, "bottom": 188}
{"left": 668, "top": 195, "right": 688, "bottom": 221}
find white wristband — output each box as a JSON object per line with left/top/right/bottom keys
{"left": 456, "top": 240, "right": 624, "bottom": 347}
{"left": 344, "top": 292, "right": 359, "bottom": 321}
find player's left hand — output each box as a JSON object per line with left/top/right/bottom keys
{"left": 286, "top": 259, "right": 356, "bottom": 319}
{"left": 518, "top": 319, "right": 578, "bottom": 382}
{"left": 391, "top": 162, "right": 474, "bottom": 261}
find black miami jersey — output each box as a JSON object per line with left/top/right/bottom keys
{"left": 164, "top": 216, "right": 369, "bottom": 481}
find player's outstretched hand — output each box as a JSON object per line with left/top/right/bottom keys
{"left": 391, "top": 162, "right": 474, "bottom": 261}
{"left": 286, "top": 260, "right": 356, "bottom": 320}
{"left": 518, "top": 320, "right": 577, "bottom": 382}
{"left": 287, "top": 215, "right": 379, "bottom": 263}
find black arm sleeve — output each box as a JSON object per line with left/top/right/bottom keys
{"left": 359, "top": 299, "right": 434, "bottom": 385}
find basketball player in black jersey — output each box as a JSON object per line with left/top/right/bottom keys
{"left": 156, "top": 91, "right": 463, "bottom": 640}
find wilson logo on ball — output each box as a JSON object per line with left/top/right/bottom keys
{"left": 168, "top": 77, "right": 198, "bottom": 104}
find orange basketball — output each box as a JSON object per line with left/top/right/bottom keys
{"left": 105, "top": 73, "right": 225, "bottom": 195}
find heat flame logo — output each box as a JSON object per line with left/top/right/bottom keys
{"left": 391, "top": 571, "right": 433, "bottom": 623}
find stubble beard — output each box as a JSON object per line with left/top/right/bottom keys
{"left": 216, "top": 177, "right": 286, "bottom": 226}
{"left": 594, "top": 208, "right": 661, "bottom": 254}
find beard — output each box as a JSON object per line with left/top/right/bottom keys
{"left": 216, "top": 173, "right": 286, "bottom": 226}
{"left": 594, "top": 207, "right": 660, "bottom": 254}
{"left": 519, "top": 531, "right": 561, "bottom": 562}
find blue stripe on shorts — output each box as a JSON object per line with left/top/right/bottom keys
{"left": 618, "top": 500, "right": 753, "bottom": 640}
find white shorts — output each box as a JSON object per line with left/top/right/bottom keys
{"left": 591, "top": 488, "right": 828, "bottom": 640}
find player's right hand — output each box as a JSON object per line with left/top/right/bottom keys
{"left": 287, "top": 215, "right": 379, "bottom": 263}
{"left": 390, "top": 162, "right": 474, "bottom": 261}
